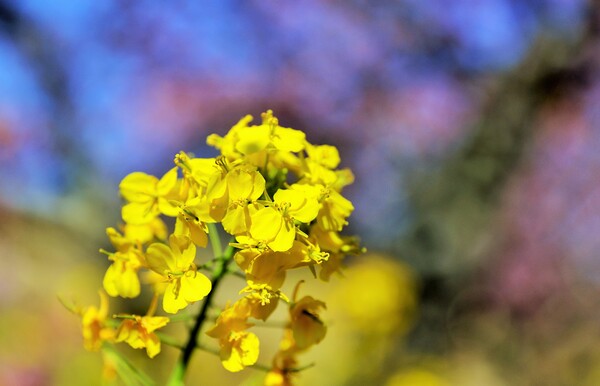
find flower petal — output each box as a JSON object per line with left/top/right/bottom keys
{"left": 146, "top": 243, "right": 175, "bottom": 275}
{"left": 181, "top": 272, "right": 212, "bottom": 303}
{"left": 162, "top": 281, "right": 188, "bottom": 314}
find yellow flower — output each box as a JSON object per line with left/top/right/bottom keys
{"left": 116, "top": 315, "right": 169, "bottom": 358}
{"left": 207, "top": 111, "right": 306, "bottom": 175}
{"left": 221, "top": 165, "right": 266, "bottom": 235}
{"left": 236, "top": 243, "right": 304, "bottom": 285}
{"left": 306, "top": 144, "right": 340, "bottom": 169}
{"left": 102, "top": 227, "right": 145, "bottom": 298}
{"left": 188, "top": 165, "right": 229, "bottom": 223}
{"left": 316, "top": 189, "right": 354, "bottom": 232}
{"left": 206, "top": 114, "right": 254, "bottom": 161}
{"left": 250, "top": 188, "right": 319, "bottom": 252}
{"left": 120, "top": 167, "right": 181, "bottom": 225}
{"left": 146, "top": 235, "right": 212, "bottom": 313}
{"left": 209, "top": 110, "right": 305, "bottom": 157}
{"left": 81, "top": 291, "right": 114, "bottom": 352}
{"left": 236, "top": 110, "right": 305, "bottom": 155}
{"left": 123, "top": 217, "right": 168, "bottom": 244}
{"left": 301, "top": 145, "right": 340, "bottom": 186}
{"left": 309, "top": 225, "right": 363, "bottom": 281}
{"left": 240, "top": 283, "right": 289, "bottom": 309}
{"left": 174, "top": 204, "right": 209, "bottom": 247}
{"left": 74, "top": 109, "right": 364, "bottom": 383}
{"left": 206, "top": 301, "right": 260, "bottom": 372}
{"left": 237, "top": 295, "right": 279, "bottom": 322}
{"left": 289, "top": 295, "right": 327, "bottom": 350}
{"left": 103, "top": 255, "right": 143, "bottom": 298}
{"left": 174, "top": 151, "right": 220, "bottom": 190}
{"left": 219, "top": 331, "right": 260, "bottom": 372}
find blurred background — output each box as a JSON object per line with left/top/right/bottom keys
{"left": 2, "top": 0, "right": 600, "bottom": 385}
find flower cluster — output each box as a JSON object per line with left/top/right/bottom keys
{"left": 69, "top": 110, "right": 362, "bottom": 384}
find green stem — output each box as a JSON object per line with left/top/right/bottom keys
{"left": 166, "top": 231, "right": 236, "bottom": 386}
{"left": 208, "top": 223, "right": 223, "bottom": 259}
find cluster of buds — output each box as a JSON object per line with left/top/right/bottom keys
{"left": 71, "top": 110, "right": 362, "bottom": 384}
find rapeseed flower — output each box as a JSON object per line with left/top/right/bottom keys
{"left": 102, "top": 227, "right": 145, "bottom": 298}
{"left": 116, "top": 315, "right": 169, "bottom": 358}
{"left": 81, "top": 291, "right": 114, "bottom": 352}
{"left": 206, "top": 301, "right": 260, "bottom": 372}
{"left": 72, "top": 110, "right": 362, "bottom": 385}
{"left": 146, "top": 235, "right": 211, "bottom": 313}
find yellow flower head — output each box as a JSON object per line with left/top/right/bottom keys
{"left": 120, "top": 167, "right": 181, "bottom": 225}
{"left": 206, "top": 301, "right": 260, "bottom": 372}
{"left": 146, "top": 235, "right": 212, "bottom": 313}
{"left": 289, "top": 292, "right": 327, "bottom": 350}
{"left": 81, "top": 291, "right": 114, "bottom": 352}
{"left": 76, "top": 109, "right": 363, "bottom": 383}
{"left": 249, "top": 187, "right": 319, "bottom": 252}
{"left": 207, "top": 110, "right": 306, "bottom": 174}
{"left": 102, "top": 228, "right": 145, "bottom": 298}
{"left": 123, "top": 217, "right": 168, "bottom": 244}
{"left": 219, "top": 330, "right": 260, "bottom": 372}
{"left": 116, "top": 315, "right": 170, "bottom": 358}
{"left": 174, "top": 204, "right": 209, "bottom": 248}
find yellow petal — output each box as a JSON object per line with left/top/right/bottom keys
{"left": 122, "top": 201, "right": 158, "bottom": 225}
{"left": 268, "top": 219, "right": 295, "bottom": 252}
{"left": 272, "top": 127, "right": 305, "bottom": 152}
{"left": 117, "top": 267, "right": 141, "bottom": 298}
{"left": 163, "top": 281, "right": 188, "bottom": 314}
{"left": 317, "top": 190, "right": 354, "bottom": 231}
{"left": 103, "top": 263, "right": 140, "bottom": 298}
{"left": 158, "top": 197, "right": 180, "bottom": 217}
{"left": 189, "top": 222, "right": 208, "bottom": 247}
{"left": 145, "top": 334, "right": 162, "bottom": 358}
{"left": 239, "top": 332, "right": 260, "bottom": 366}
{"left": 226, "top": 168, "right": 254, "bottom": 200}
{"left": 291, "top": 297, "right": 327, "bottom": 349}
{"left": 180, "top": 272, "right": 212, "bottom": 303}
{"left": 235, "top": 125, "right": 270, "bottom": 154}
{"left": 103, "top": 264, "right": 119, "bottom": 297}
{"left": 146, "top": 243, "right": 175, "bottom": 275}
{"left": 188, "top": 157, "right": 219, "bottom": 187}
{"left": 306, "top": 144, "right": 340, "bottom": 169}
{"left": 250, "top": 207, "right": 281, "bottom": 242}
{"left": 222, "top": 205, "right": 250, "bottom": 235}
{"left": 275, "top": 188, "right": 318, "bottom": 223}
{"left": 156, "top": 167, "right": 178, "bottom": 196}
{"left": 206, "top": 173, "right": 228, "bottom": 201}
{"left": 141, "top": 316, "right": 169, "bottom": 333}
{"left": 125, "top": 329, "right": 145, "bottom": 349}
{"left": 250, "top": 171, "right": 266, "bottom": 201}
{"left": 292, "top": 197, "right": 319, "bottom": 223}
{"left": 115, "top": 320, "right": 135, "bottom": 343}
{"left": 170, "top": 235, "right": 196, "bottom": 270}
{"left": 119, "top": 172, "right": 158, "bottom": 202}
{"left": 221, "top": 332, "right": 260, "bottom": 372}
